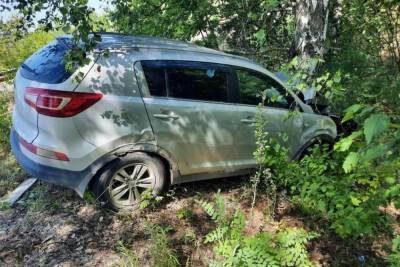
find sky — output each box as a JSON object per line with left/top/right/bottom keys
{"left": 1, "top": 0, "right": 108, "bottom": 22}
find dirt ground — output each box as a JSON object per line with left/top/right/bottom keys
{"left": 0, "top": 177, "right": 389, "bottom": 266}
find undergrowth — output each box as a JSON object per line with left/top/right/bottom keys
{"left": 252, "top": 97, "right": 400, "bottom": 263}
{"left": 197, "top": 193, "right": 318, "bottom": 267}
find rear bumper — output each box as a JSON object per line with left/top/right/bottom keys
{"left": 10, "top": 128, "right": 112, "bottom": 197}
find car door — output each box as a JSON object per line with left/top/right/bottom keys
{"left": 135, "top": 60, "right": 240, "bottom": 175}
{"left": 233, "top": 68, "right": 304, "bottom": 167}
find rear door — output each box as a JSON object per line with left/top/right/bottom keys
{"left": 233, "top": 68, "right": 304, "bottom": 166}
{"left": 135, "top": 60, "right": 239, "bottom": 175}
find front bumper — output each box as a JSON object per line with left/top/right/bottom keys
{"left": 10, "top": 128, "right": 112, "bottom": 197}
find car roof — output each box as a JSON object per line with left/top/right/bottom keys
{"left": 57, "top": 33, "right": 254, "bottom": 62}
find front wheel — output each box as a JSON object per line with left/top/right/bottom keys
{"left": 92, "top": 152, "right": 167, "bottom": 211}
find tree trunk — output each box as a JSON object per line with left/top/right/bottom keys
{"left": 292, "top": 0, "right": 330, "bottom": 60}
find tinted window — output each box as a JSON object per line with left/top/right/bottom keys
{"left": 141, "top": 62, "right": 167, "bottom": 97}
{"left": 167, "top": 67, "right": 228, "bottom": 102}
{"left": 237, "top": 69, "right": 293, "bottom": 108}
{"left": 20, "top": 39, "right": 74, "bottom": 84}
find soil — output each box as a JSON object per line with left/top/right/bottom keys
{"left": 0, "top": 177, "right": 389, "bottom": 266}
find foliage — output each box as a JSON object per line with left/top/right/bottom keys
{"left": 117, "top": 241, "right": 140, "bottom": 267}
{"left": 198, "top": 194, "right": 317, "bottom": 267}
{"left": 147, "top": 223, "right": 179, "bottom": 267}
{"left": 138, "top": 189, "right": 164, "bottom": 210}
{"left": 176, "top": 207, "right": 195, "bottom": 220}
{"left": 109, "top": 0, "right": 295, "bottom": 67}
{"left": 254, "top": 99, "right": 400, "bottom": 238}
{"left": 0, "top": 92, "right": 26, "bottom": 197}
{"left": 0, "top": 91, "right": 12, "bottom": 147}
{"left": 386, "top": 236, "right": 400, "bottom": 267}
{"left": 0, "top": 19, "right": 57, "bottom": 79}
{"left": 282, "top": 57, "right": 346, "bottom": 109}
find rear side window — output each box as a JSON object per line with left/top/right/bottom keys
{"left": 141, "top": 60, "right": 229, "bottom": 102}
{"left": 20, "top": 39, "right": 74, "bottom": 84}
{"left": 167, "top": 67, "right": 227, "bottom": 102}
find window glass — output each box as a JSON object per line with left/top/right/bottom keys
{"left": 167, "top": 67, "right": 228, "bottom": 102}
{"left": 141, "top": 62, "right": 167, "bottom": 97}
{"left": 237, "top": 69, "right": 292, "bottom": 108}
{"left": 20, "top": 39, "right": 75, "bottom": 84}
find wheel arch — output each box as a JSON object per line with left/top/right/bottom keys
{"left": 84, "top": 143, "right": 180, "bottom": 194}
{"left": 292, "top": 134, "right": 335, "bottom": 160}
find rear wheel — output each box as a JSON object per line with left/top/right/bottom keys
{"left": 92, "top": 152, "right": 167, "bottom": 211}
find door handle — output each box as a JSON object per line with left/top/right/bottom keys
{"left": 153, "top": 113, "right": 179, "bottom": 120}
{"left": 241, "top": 118, "right": 256, "bottom": 124}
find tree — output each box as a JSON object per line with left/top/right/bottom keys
{"left": 291, "top": 0, "right": 330, "bottom": 62}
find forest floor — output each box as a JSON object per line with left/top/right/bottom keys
{"left": 0, "top": 170, "right": 390, "bottom": 266}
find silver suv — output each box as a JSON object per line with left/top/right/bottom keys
{"left": 11, "top": 34, "right": 337, "bottom": 210}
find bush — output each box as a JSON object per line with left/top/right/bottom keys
{"left": 253, "top": 102, "right": 400, "bottom": 238}
{"left": 198, "top": 194, "right": 318, "bottom": 267}
{"left": 0, "top": 91, "right": 13, "bottom": 148}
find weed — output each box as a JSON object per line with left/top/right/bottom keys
{"left": 0, "top": 200, "right": 11, "bottom": 211}
{"left": 147, "top": 223, "right": 179, "bottom": 267}
{"left": 139, "top": 189, "right": 164, "bottom": 210}
{"left": 0, "top": 153, "right": 26, "bottom": 197}
{"left": 198, "top": 195, "right": 318, "bottom": 267}
{"left": 117, "top": 241, "right": 140, "bottom": 267}
{"left": 386, "top": 236, "right": 400, "bottom": 267}
{"left": 0, "top": 91, "right": 12, "bottom": 147}
{"left": 18, "top": 183, "right": 61, "bottom": 213}
{"left": 83, "top": 190, "right": 97, "bottom": 205}
{"left": 176, "top": 207, "right": 195, "bottom": 220}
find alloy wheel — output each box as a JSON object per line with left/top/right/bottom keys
{"left": 108, "top": 163, "right": 155, "bottom": 206}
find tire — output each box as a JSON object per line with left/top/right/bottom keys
{"left": 92, "top": 152, "right": 167, "bottom": 211}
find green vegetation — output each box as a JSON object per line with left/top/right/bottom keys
{"left": 0, "top": 91, "right": 26, "bottom": 196}
{"left": 198, "top": 194, "right": 318, "bottom": 266}
{"left": 147, "top": 224, "right": 180, "bottom": 267}
{"left": 1, "top": 0, "right": 399, "bottom": 265}
{"left": 117, "top": 241, "right": 141, "bottom": 267}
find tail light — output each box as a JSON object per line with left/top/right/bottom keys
{"left": 24, "top": 88, "right": 103, "bottom": 117}
{"left": 19, "top": 135, "right": 69, "bottom": 161}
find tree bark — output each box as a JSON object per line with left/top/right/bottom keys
{"left": 292, "top": 0, "right": 330, "bottom": 60}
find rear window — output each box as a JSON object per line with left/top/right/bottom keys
{"left": 20, "top": 39, "right": 74, "bottom": 84}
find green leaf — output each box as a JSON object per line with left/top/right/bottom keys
{"left": 360, "top": 143, "right": 389, "bottom": 161}
{"left": 350, "top": 196, "right": 361, "bottom": 206}
{"left": 342, "top": 104, "right": 363, "bottom": 123}
{"left": 343, "top": 152, "right": 359, "bottom": 173}
{"left": 334, "top": 131, "right": 362, "bottom": 151}
{"left": 254, "top": 29, "right": 266, "bottom": 43}
{"left": 363, "top": 113, "right": 389, "bottom": 144}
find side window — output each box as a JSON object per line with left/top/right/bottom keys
{"left": 167, "top": 67, "right": 228, "bottom": 102}
{"left": 236, "top": 69, "right": 293, "bottom": 109}
{"left": 141, "top": 62, "right": 167, "bottom": 97}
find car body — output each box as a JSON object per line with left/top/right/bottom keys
{"left": 11, "top": 33, "right": 336, "bottom": 209}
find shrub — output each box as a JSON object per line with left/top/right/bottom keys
{"left": 386, "top": 236, "right": 400, "bottom": 267}
{"left": 253, "top": 103, "right": 400, "bottom": 238}
{"left": 198, "top": 194, "right": 318, "bottom": 267}
{"left": 147, "top": 224, "right": 179, "bottom": 267}
{"left": 0, "top": 91, "right": 13, "bottom": 148}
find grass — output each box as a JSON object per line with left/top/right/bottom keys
{"left": 147, "top": 223, "right": 180, "bottom": 267}
{"left": 0, "top": 90, "right": 27, "bottom": 197}
{"left": 117, "top": 241, "right": 141, "bottom": 267}
{"left": 0, "top": 150, "right": 26, "bottom": 197}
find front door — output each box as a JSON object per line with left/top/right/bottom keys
{"left": 135, "top": 60, "right": 239, "bottom": 175}
{"left": 233, "top": 68, "right": 304, "bottom": 167}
